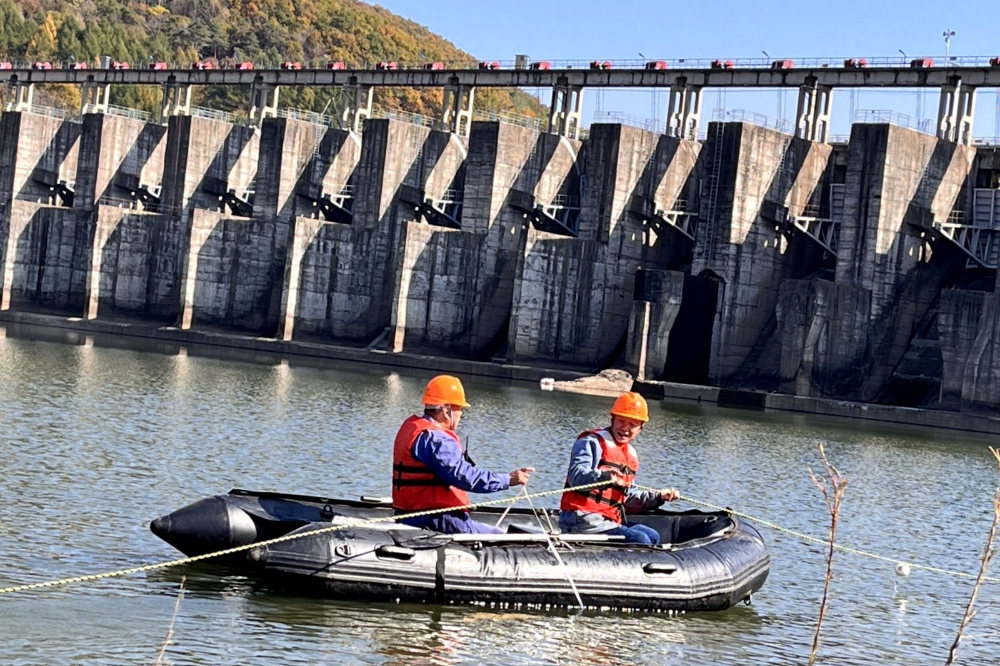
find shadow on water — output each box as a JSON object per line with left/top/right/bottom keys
{"left": 658, "top": 399, "right": 999, "bottom": 449}
{"left": 0, "top": 320, "right": 518, "bottom": 394}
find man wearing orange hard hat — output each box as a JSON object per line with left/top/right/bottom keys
{"left": 558, "top": 391, "right": 680, "bottom": 545}
{"left": 392, "top": 374, "right": 535, "bottom": 534}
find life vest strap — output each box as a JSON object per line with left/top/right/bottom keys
{"left": 568, "top": 486, "right": 624, "bottom": 507}
{"left": 393, "top": 462, "right": 449, "bottom": 489}
{"left": 600, "top": 461, "right": 637, "bottom": 476}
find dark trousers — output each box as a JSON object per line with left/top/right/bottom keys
{"left": 396, "top": 511, "right": 504, "bottom": 534}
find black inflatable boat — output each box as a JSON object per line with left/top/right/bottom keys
{"left": 151, "top": 489, "right": 769, "bottom": 612}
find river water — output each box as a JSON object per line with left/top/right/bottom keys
{"left": 0, "top": 324, "right": 998, "bottom": 665}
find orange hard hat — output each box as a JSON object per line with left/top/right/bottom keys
{"left": 610, "top": 391, "right": 649, "bottom": 423}
{"left": 422, "top": 375, "right": 471, "bottom": 408}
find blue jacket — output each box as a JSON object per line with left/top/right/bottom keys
{"left": 558, "top": 429, "right": 663, "bottom": 533}
{"left": 410, "top": 417, "right": 510, "bottom": 494}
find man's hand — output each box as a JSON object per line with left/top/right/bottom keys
{"left": 660, "top": 487, "right": 680, "bottom": 502}
{"left": 508, "top": 467, "right": 535, "bottom": 487}
{"left": 608, "top": 471, "right": 630, "bottom": 488}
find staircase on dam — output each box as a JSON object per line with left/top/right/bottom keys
{"left": 931, "top": 189, "right": 1000, "bottom": 269}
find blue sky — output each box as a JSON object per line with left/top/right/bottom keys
{"left": 373, "top": 0, "right": 1000, "bottom": 138}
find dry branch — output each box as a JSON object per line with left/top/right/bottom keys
{"left": 945, "top": 446, "right": 1000, "bottom": 665}
{"left": 154, "top": 576, "right": 186, "bottom": 666}
{"left": 808, "top": 443, "right": 848, "bottom": 666}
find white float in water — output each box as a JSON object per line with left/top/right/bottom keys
{"left": 540, "top": 377, "right": 555, "bottom": 391}
{"left": 895, "top": 562, "right": 911, "bottom": 577}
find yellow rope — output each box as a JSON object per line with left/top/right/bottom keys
{"left": 0, "top": 480, "right": 609, "bottom": 597}
{"left": 635, "top": 485, "right": 1000, "bottom": 584}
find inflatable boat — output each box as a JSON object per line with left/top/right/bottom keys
{"left": 150, "top": 489, "right": 769, "bottom": 612}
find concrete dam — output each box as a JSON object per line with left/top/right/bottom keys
{"left": 3, "top": 62, "right": 1000, "bottom": 415}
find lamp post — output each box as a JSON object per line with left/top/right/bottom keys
{"left": 943, "top": 29, "right": 955, "bottom": 62}
{"left": 898, "top": 49, "right": 907, "bottom": 65}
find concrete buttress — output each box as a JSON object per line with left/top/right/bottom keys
{"left": 388, "top": 120, "right": 536, "bottom": 358}
{"left": 776, "top": 123, "right": 974, "bottom": 401}
{"left": 0, "top": 111, "right": 82, "bottom": 312}
{"left": 507, "top": 124, "right": 700, "bottom": 369}
{"left": 690, "top": 122, "right": 832, "bottom": 384}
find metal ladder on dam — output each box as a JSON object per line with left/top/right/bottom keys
{"left": 700, "top": 121, "right": 726, "bottom": 262}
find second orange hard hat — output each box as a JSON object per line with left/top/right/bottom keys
{"left": 422, "top": 375, "right": 471, "bottom": 408}
{"left": 610, "top": 391, "right": 649, "bottom": 423}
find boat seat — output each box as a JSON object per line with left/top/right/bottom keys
{"left": 506, "top": 522, "right": 561, "bottom": 535}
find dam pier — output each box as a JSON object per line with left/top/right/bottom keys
{"left": 3, "top": 60, "right": 1000, "bottom": 423}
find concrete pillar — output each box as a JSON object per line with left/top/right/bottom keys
{"left": 81, "top": 81, "right": 111, "bottom": 115}
{"left": 6, "top": 81, "right": 34, "bottom": 112}
{"left": 937, "top": 78, "right": 976, "bottom": 145}
{"left": 549, "top": 82, "right": 584, "bottom": 140}
{"left": 0, "top": 111, "right": 82, "bottom": 215}
{"left": 159, "top": 82, "right": 192, "bottom": 124}
{"left": 279, "top": 216, "right": 326, "bottom": 341}
{"left": 249, "top": 83, "right": 280, "bottom": 127}
{"left": 340, "top": 84, "right": 373, "bottom": 133}
{"left": 277, "top": 126, "right": 362, "bottom": 341}
{"left": 160, "top": 115, "right": 259, "bottom": 328}
{"left": 692, "top": 122, "right": 833, "bottom": 383}
{"left": 388, "top": 128, "right": 469, "bottom": 352}
{"left": 74, "top": 113, "right": 168, "bottom": 212}
{"left": 73, "top": 114, "right": 168, "bottom": 319}
{"left": 666, "top": 83, "right": 702, "bottom": 141}
{"left": 159, "top": 115, "right": 259, "bottom": 218}
{"left": 0, "top": 112, "right": 82, "bottom": 314}
{"left": 795, "top": 81, "right": 833, "bottom": 143}
{"left": 441, "top": 82, "right": 475, "bottom": 138}
{"left": 624, "top": 269, "right": 685, "bottom": 380}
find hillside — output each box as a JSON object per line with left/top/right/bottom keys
{"left": 0, "top": 0, "right": 544, "bottom": 119}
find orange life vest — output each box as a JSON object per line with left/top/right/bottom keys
{"left": 559, "top": 429, "right": 639, "bottom": 524}
{"left": 391, "top": 415, "right": 471, "bottom": 512}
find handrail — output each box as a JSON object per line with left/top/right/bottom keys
{"left": 593, "top": 111, "right": 661, "bottom": 133}
{"left": 370, "top": 108, "right": 435, "bottom": 128}
{"left": 711, "top": 108, "right": 791, "bottom": 133}
{"left": 279, "top": 107, "right": 334, "bottom": 127}
{"left": 472, "top": 109, "right": 542, "bottom": 131}
{"left": 853, "top": 109, "right": 935, "bottom": 135}
{"left": 190, "top": 106, "right": 239, "bottom": 125}
{"left": 105, "top": 104, "right": 152, "bottom": 123}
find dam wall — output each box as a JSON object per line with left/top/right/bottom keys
{"left": 4, "top": 104, "right": 1000, "bottom": 415}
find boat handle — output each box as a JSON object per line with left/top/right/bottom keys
{"left": 643, "top": 563, "right": 677, "bottom": 575}
{"left": 376, "top": 545, "right": 416, "bottom": 561}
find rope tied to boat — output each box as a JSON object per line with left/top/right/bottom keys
{"left": 4, "top": 480, "right": 998, "bottom": 597}
{"left": 0, "top": 479, "right": 614, "bottom": 597}
{"left": 635, "top": 485, "right": 1000, "bottom": 585}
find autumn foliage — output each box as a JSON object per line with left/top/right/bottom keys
{"left": 0, "top": 0, "right": 543, "bottom": 117}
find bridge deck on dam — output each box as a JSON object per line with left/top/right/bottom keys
{"left": 5, "top": 65, "right": 1000, "bottom": 88}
